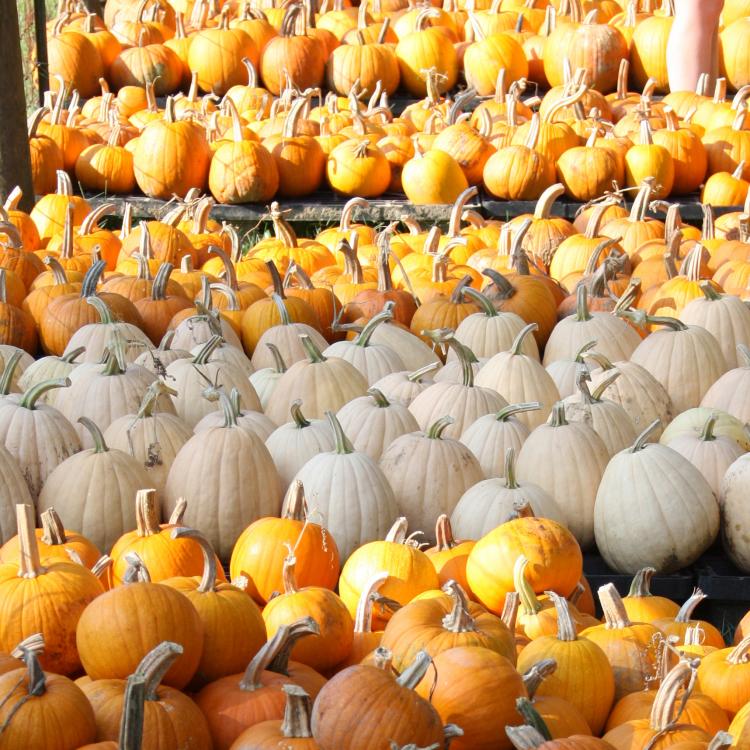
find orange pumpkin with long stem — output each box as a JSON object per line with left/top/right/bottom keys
{"left": 653, "top": 590, "right": 725, "bottom": 649}
{"left": 620, "top": 567, "right": 680, "bottom": 624}
{"left": 425, "top": 515, "right": 475, "bottom": 595}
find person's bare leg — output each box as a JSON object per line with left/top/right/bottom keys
{"left": 667, "top": 0, "right": 724, "bottom": 91}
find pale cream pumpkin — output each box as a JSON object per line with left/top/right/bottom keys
{"left": 475, "top": 323, "right": 561, "bottom": 429}
{"left": 194, "top": 389, "right": 276, "bottom": 442}
{"left": 451, "top": 447, "right": 565, "bottom": 540}
{"left": 379, "top": 415, "right": 485, "bottom": 545}
{"left": 516, "top": 402, "right": 610, "bottom": 549}
{"left": 291, "top": 412, "right": 399, "bottom": 560}
{"left": 459, "top": 402, "right": 538, "bottom": 478}
{"left": 336, "top": 388, "right": 419, "bottom": 461}
{"left": 371, "top": 362, "right": 441, "bottom": 407}
{"left": 37, "top": 417, "right": 150, "bottom": 552}
{"left": 720, "top": 452, "right": 750, "bottom": 573}
{"left": 594, "top": 421, "right": 720, "bottom": 574}
{"left": 0, "top": 442, "right": 33, "bottom": 544}
{"left": 134, "top": 331, "right": 191, "bottom": 376}
{"left": 16, "top": 348, "right": 85, "bottom": 407}
{"left": 701, "top": 345, "right": 750, "bottom": 422}
{"left": 190, "top": 336, "right": 255, "bottom": 377}
{"left": 545, "top": 340, "right": 596, "bottom": 400}
{"left": 367, "top": 321, "right": 442, "bottom": 371}
{"left": 248, "top": 343, "right": 287, "bottom": 410}
{"left": 164, "top": 388, "right": 283, "bottom": 561}
{"left": 660, "top": 407, "right": 750, "bottom": 450}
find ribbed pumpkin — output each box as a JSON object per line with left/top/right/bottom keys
{"left": 652, "top": 589, "right": 725, "bottom": 650}
{"left": 621, "top": 568, "right": 680, "bottom": 624}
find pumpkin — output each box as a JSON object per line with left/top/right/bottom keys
{"left": 0, "top": 504, "right": 103, "bottom": 675}
{"left": 109, "top": 31, "right": 182, "bottom": 94}
{"left": 516, "top": 401, "right": 609, "bottom": 549}
{"left": 0, "top": 643, "right": 97, "bottom": 748}
{"left": 0, "top": 374, "right": 80, "bottom": 499}
{"left": 290, "top": 411, "right": 399, "bottom": 560}
{"left": 226, "top": 684, "right": 320, "bottom": 750}
{"left": 416, "top": 644, "right": 527, "bottom": 750}
{"left": 517, "top": 593, "right": 615, "bottom": 735}
{"left": 326, "top": 137, "right": 390, "bottom": 198}
{"left": 653, "top": 107, "right": 708, "bottom": 195}
{"left": 627, "top": 313, "right": 728, "bottom": 413}
{"left": 621, "top": 568, "right": 680, "bottom": 624}
{"left": 425, "top": 515, "right": 476, "bottom": 594}
{"left": 652, "top": 589, "right": 725, "bottom": 649}
{"left": 452, "top": 447, "right": 565, "bottom": 539}
{"left": 27, "top": 108, "right": 64, "bottom": 196}
{"left": 80, "top": 640, "right": 213, "bottom": 746}
{"left": 704, "top": 108, "right": 750, "bottom": 182}
{"left": 466, "top": 516, "right": 583, "bottom": 616}
{"left": 195, "top": 618, "right": 324, "bottom": 750}
{"left": 604, "top": 660, "right": 712, "bottom": 748}
{"left": 594, "top": 420, "right": 720, "bottom": 575}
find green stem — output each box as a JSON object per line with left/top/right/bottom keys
{"left": 511, "top": 323, "right": 538, "bottom": 355}
{"left": 290, "top": 400, "right": 311, "bottom": 428}
{"left": 192, "top": 335, "right": 224, "bottom": 365}
{"left": 427, "top": 415, "right": 454, "bottom": 439}
{"left": 272, "top": 293, "right": 292, "bottom": 326}
{"left": 700, "top": 281, "right": 723, "bottom": 301}
{"left": 368, "top": 388, "right": 390, "bottom": 408}
{"left": 549, "top": 402, "right": 568, "bottom": 427}
{"left": 461, "top": 285, "right": 498, "bottom": 316}
{"left": 515, "top": 698, "right": 553, "bottom": 742}
{"left": 151, "top": 263, "right": 175, "bottom": 301}
{"left": 504, "top": 447, "right": 519, "bottom": 489}
{"left": 590, "top": 370, "right": 621, "bottom": 401}
{"left": 628, "top": 568, "right": 656, "bottom": 597}
{"left": 408, "top": 362, "right": 441, "bottom": 382}
{"left": 0, "top": 351, "right": 22, "bottom": 396}
{"left": 575, "top": 285, "right": 592, "bottom": 322}
{"left": 119, "top": 675, "right": 147, "bottom": 750}
{"left": 631, "top": 419, "right": 661, "bottom": 452}
{"left": 19, "top": 378, "right": 70, "bottom": 409}
{"left": 495, "top": 402, "right": 542, "bottom": 421}
{"left": 356, "top": 301, "right": 395, "bottom": 347}
{"left": 81, "top": 260, "right": 107, "bottom": 298}
{"left": 62, "top": 347, "right": 86, "bottom": 364}
{"left": 326, "top": 411, "right": 354, "bottom": 454}
{"left": 300, "top": 334, "right": 327, "bottom": 364}
{"left": 267, "top": 343, "right": 287, "bottom": 373}
{"left": 78, "top": 417, "right": 109, "bottom": 453}
{"left": 700, "top": 413, "right": 719, "bottom": 442}
{"left": 86, "top": 295, "right": 115, "bottom": 324}
{"left": 514, "top": 556, "right": 542, "bottom": 615}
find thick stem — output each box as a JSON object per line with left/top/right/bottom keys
{"left": 353, "top": 571, "right": 389, "bottom": 634}
{"left": 433, "top": 514, "right": 457, "bottom": 552}
{"left": 514, "top": 557, "right": 542, "bottom": 616}
{"left": 522, "top": 660, "right": 557, "bottom": 700}
{"left": 441, "top": 581, "right": 477, "bottom": 633}
{"left": 281, "top": 555, "right": 300, "bottom": 594}
{"left": 575, "top": 285, "right": 592, "bottom": 322}
{"left": 40, "top": 508, "right": 66, "bottom": 546}
{"left": 16, "top": 504, "right": 43, "bottom": 579}
{"left": 356, "top": 301, "right": 395, "bottom": 347}
{"left": 135, "top": 641, "right": 183, "bottom": 701}
{"left": 384, "top": 517, "right": 409, "bottom": 544}
{"left": 504, "top": 447, "right": 519, "bottom": 490}
{"left": 516, "top": 698, "right": 553, "bottom": 742}
{"left": 119, "top": 675, "right": 147, "bottom": 750}
{"left": 511, "top": 323, "right": 538, "bottom": 356}
{"left": 78, "top": 417, "right": 109, "bottom": 454}
{"left": 326, "top": 411, "right": 354, "bottom": 454}
{"left": 171, "top": 527, "right": 218, "bottom": 593}
{"left": 300, "top": 334, "right": 327, "bottom": 364}
{"left": 280, "top": 685, "right": 313, "bottom": 738}
{"left": 649, "top": 660, "right": 698, "bottom": 730}
{"left": 19, "top": 377, "right": 70, "bottom": 410}
{"left": 427, "top": 416, "right": 455, "bottom": 439}
{"left": 548, "top": 402, "right": 568, "bottom": 428}
{"left": 506, "top": 725, "right": 546, "bottom": 750}
{"left": 462, "top": 285, "right": 499, "bottom": 316}
{"left": 631, "top": 419, "right": 662, "bottom": 452}
{"left": 548, "top": 592, "right": 577, "bottom": 642}
{"left": 628, "top": 567, "right": 657, "bottom": 597}
{"left": 501, "top": 592, "right": 520, "bottom": 631}
{"left": 599, "top": 583, "right": 632, "bottom": 629}
{"left": 397, "top": 650, "right": 432, "bottom": 689}
{"left": 675, "top": 589, "right": 707, "bottom": 623}
{"left": 495, "top": 402, "right": 542, "bottom": 422}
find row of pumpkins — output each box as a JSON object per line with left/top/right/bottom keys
{"left": 32, "top": 60, "right": 750, "bottom": 206}
{"left": 3, "top": 179, "right": 750, "bottom": 571}
{"left": 5, "top": 493, "right": 750, "bottom": 750}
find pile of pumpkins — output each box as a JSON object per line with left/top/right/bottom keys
{"left": 32, "top": 0, "right": 750, "bottom": 204}
{"left": 3, "top": 174, "right": 750, "bottom": 744}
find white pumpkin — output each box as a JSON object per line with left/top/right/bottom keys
{"left": 701, "top": 345, "right": 750, "bottom": 422}
{"left": 166, "top": 335, "right": 261, "bottom": 428}
{"left": 249, "top": 343, "right": 287, "bottom": 411}
{"left": 190, "top": 337, "right": 254, "bottom": 378}
{"left": 291, "top": 412, "right": 399, "bottom": 559}
{"left": 323, "top": 302, "right": 406, "bottom": 385}
{"left": 545, "top": 340, "right": 597, "bottom": 399}
{"left": 370, "top": 362, "right": 441, "bottom": 406}
{"left": 336, "top": 388, "right": 419, "bottom": 461}
{"left": 250, "top": 294, "right": 328, "bottom": 371}
{"left": 17, "top": 347, "right": 85, "bottom": 406}
{"left": 164, "top": 388, "right": 283, "bottom": 560}
{"left": 587, "top": 350, "right": 674, "bottom": 437}
{"left": 134, "top": 331, "right": 191, "bottom": 376}
{"left": 666, "top": 412, "right": 745, "bottom": 496}
{"left": 450, "top": 447, "right": 564, "bottom": 539}
{"left": 475, "top": 323, "right": 561, "bottom": 429}
{"left": 37, "top": 417, "right": 151, "bottom": 552}
{"left": 432, "top": 357, "right": 486, "bottom": 384}
{"left": 659, "top": 407, "right": 750, "bottom": 450}
{"left": 680, "top": 283, "right": 750, "bottom": 368}
{"left": 265, "top": 400, "right": 335, "bottom": 489}
{"left": 56, "top": 338, "right": 173, "bottom": 448}
{"left": 459, "top": 402, "right": 537, "bottom": 478}
{"left": 0, "top": 443, "right": 33, "bottom": 544}
{"left": 367, "top": 321, "right": 442, "bottom": 372}
{"left": 103, "top": 382, "right": 193, "bottom": 494}
{"left": 0, "top": 377, "right": 81, "bottom": 500}
{"left": 379, "top": 416, "right": 484, "bottom": 545}
{"left": 265, "top": 334, "right": 368, "bottom": 424}
{"left": 64, "top": 296, "right": 152, "bottom": 364}
{"left": 450, "top": 286, "right": 539, "bottom": 361}
{"left": 720, "top": 453, "right": 750, "bottom": 572}
{"left": 408, "top": 333, "right": 507, "bottom": 440}
{"left": 562, "top": 369, "right": 638, "bottom": 457}
{"left": 594, "top": 421, "right": 720, "bottom": 574}
{"left": 629, "top": 314, "right": 728, "bottom": 414}
{"left": 542, "top": 286, "right": 641, "bottom": 365}
{"left": 194, "top": 388, "right": 276, "bottom": 442}
{"left": 516, "top": 402, "right": 610, "bottom": 548}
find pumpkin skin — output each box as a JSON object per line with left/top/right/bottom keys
{"left": 414, "top": 645, "right": 527, "bottom": 750}
{"left": 696, "top": 636, "right": 750, "bottom": 718}
{"left": 0, "top": 650, "right": 97, "bottom": 750}
{"left": 310, "top": 651, "right": 445, "bottom": 750}
{"left": 517, "top": 594, "right": 616, "bottom": 736}
{"left": 620, "top": 568, "right": 680, "bottom": 624}
{"left": 466, "top": 516, "right": 583, "bottom": 616}
{"left": 76, "top": 571, "right": 204, "bottom": 690}
{"left": 230, "top": 480, "right": 340, "bottom": 606}
{"left": 380, "top": 582, "right": 517, "bottom": 672}
{"left": 0, "top": 505, "right": 104, "bottom": 677}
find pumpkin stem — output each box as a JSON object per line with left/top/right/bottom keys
{"left": 385, "top": 517, "right": 409, "bottom": 544}
{"left": 123, "top": 552, "right": 152, "bottom": 583}
{"left": 18, "top": 646, "right": 47, "bottom": 697}
{"left": 280, "top": 684, "right": 313, "bottom": 739}
{"left": 134, "top": 641, "right": 183, "bottom": 701}
{"left": 427, "top": 415, "right": 455, "bottom": 440}
{"left": 522, "top": 659, "right": 557, "bottom": 700}
{"left": 119, "top": 674, "right": 147, "bottom": 750}
{"left": 0, "top": 351, "right": 22, "bottom": 396}
{"left": 699, "top": 413, "right": 719, "bottom": 442}
{"left": 511, "top": 323, "right": 538, "bottom": 356}
{"left": 675, "top": 588, "right": 707, "bottom": 623}
{"left": 461, "top": 285, "right": 498, "bottom": 317}
{"left": 649, "top": 659, "right": 699, "bottom": 730}
{"left": 515, "top": 698, "right": 553, "bottom": 742}
{"left": 267, "top": 617, "right": 321, "bottom": 677}
{"left": 367, "top": 387, "right": 390, "bottom": 408}
{"left": 355, "top": 301, "right": 395, "bottom": 347}
{"left": 504, "top": 447, "right": 520, "bottom": 490}
{"left": 501, "top": 592, "right": 520, "bottom": 631}
{"left": 707, "top": 733, "right": 735, "bottom": 750}
{"left": 422, "top": 329, "right": 477, "bottom": 388}
{"left": 599, "top": 583, "right": 632, "bottom": 629}
{"left": 699, "top": 281, "right": 722, "bottom": 302}
{"left": 494, "top": 403, "right": 542, "bottom": 423}
{"left": 574, "top": 284, "right": 592, "bottom": 322}
{"left": 505, "top": 725, "right": 546, "bottom": 750}
{"left": 171, "top": 527, "right": 218, "bottom": 594}
{"left": 433, "top": 514, "right": 457, "bottom": 552}
{"left": 590, "top": 369, "right": 620, "bottom": 402}
{"left": 192, "top": 334, "right": 224, "bottom": 366}
{"left": 408, "top": 362, "right": 441, "bottom": 383}
{"left": 39, "top": 508, "right": 67, "bottom": 546}
{"left": 16, "top": 504, "right": 44, "bottom": 579}
{"left": 289, "top": 400, "right": 311, "bottom": 429}
{"left": 396, "top": 650, "right": 432, "bottom": 689}
{"left": 300, "top": 334, "right": 327, "bottom": 364}
{"left": 326, "top": 410, "right": 354, "bottom": 454}
{"left": 628, "top": 567, "right": 657, "bottom": 597}
{"left": 86, "top": 295, "right": 116, "bottom": 325}
{"left": 78, "top": 417, "right": 109, "bottom": 453}
{"left": 514, "top": 556, "right": 543, "bottom": 616}
{"left": 548, "top": 592, "right": 577, "bottom": 642}
{"left": 353, "top": 571, "right": 389, "bottom": 634}
{"left": 548, "top": 402, "right": 568, "bottom": 428}
{"left": 441, "top": 580, "right": 477, "bottom": 633}
{"left": 630, "top": 419, "right": 662, "bottom": 453}
{"left": 281, "top": 554, "right": 300, "bottom": 594}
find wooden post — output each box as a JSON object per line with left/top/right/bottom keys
{"left": 0, "top": 0, "right": 35, "bottom": 209}
{"left": 34, "top": 0, "right": 49, "bottom": 103}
